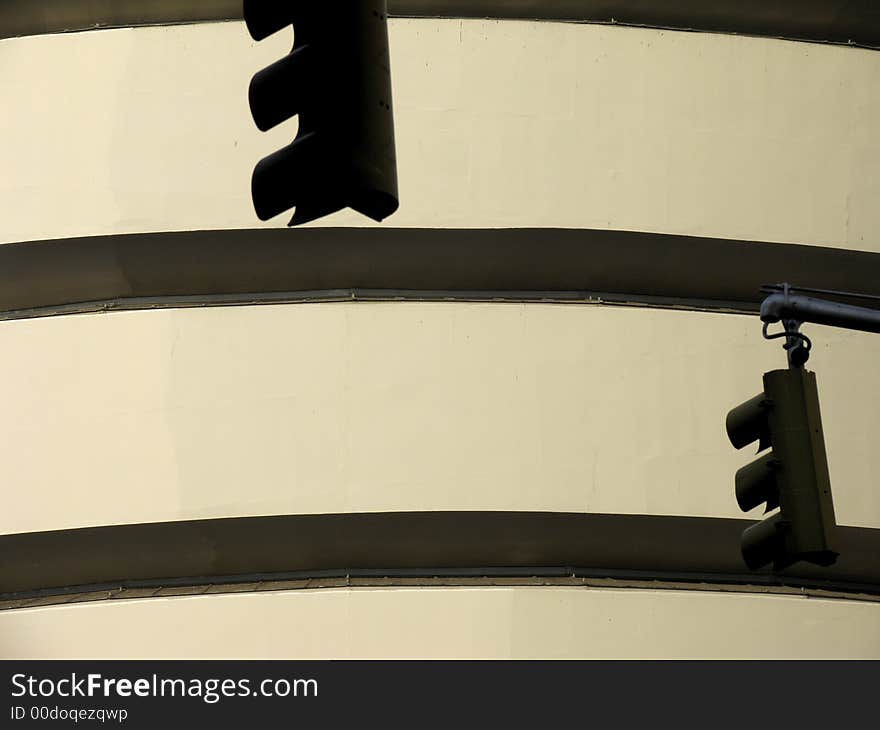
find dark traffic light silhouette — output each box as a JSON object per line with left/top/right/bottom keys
{"left": 727, "top": 368, "right": 837, "bottom": 570}
{"left": 244, "top": 1, "right": 399, "bottom": 225}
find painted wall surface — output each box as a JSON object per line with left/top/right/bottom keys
{"left": 1, "top": 18, "right": 878, "bottom": 658}
{"left": 2, "top": 586, "right": 878, "bottom": 659}
{"left": 0, "top": 19, "right": 878, "bottom": 248}
{"left": 2, "top": 302, "right": 878, "bottom": 535}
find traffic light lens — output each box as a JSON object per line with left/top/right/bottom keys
{"left": 726, "top": 393, "right": 769, "bottom": 450}
{"left": 734, "top": 452, "right": 779, "bottom": 512}
{"left": 243, "top": 1, "right": 294, "bottom": 41}
{"left": 741, "top": 513, "right": 784, "bottom": 570}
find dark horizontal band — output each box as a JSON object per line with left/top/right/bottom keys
{"left": 2, "top": 228, "right": 880, "bottom": 320}
{"left": 2, "top": 512, "right": 878, "bottom": 607}
{"left": 2, "top": 1, "right": 879, "bottom": 49}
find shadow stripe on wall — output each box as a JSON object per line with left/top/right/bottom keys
{"left": 2, "top": 0, "right": 879, "bottom": 49}
{"left": 2, "top": 228, "right": 880, "bottom": 320}
{"left": 2, "top": 512, "right": 878, "bottom": 608}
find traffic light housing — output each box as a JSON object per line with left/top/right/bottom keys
{"left": 244, "top": 0, "right": 399, "bottom": 225}
{"left": 726, "top": 369, "right": 837, "bottom": 571}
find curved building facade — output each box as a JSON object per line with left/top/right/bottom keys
{"left": 1, "top": 1, "right": 879, "bottom": 658}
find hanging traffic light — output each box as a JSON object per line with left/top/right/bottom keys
{"left": 726, "top": 368, "right": 837, "bottom": 571}
{"left": 244, "top": 0, "right": 399, "bottom": 225}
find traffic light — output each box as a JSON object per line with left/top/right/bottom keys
{"left": 726, "top": 368, "right": 837, "bottom": 570}
{"left": 244, "top": 0, "right": 399, "bottom": 225}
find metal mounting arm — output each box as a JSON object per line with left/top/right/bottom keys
{"left": 761, "top": 291, "right": 880, "bottom": 335}
{"left": 759, "top": 283, "right": 880, "bottom": 370}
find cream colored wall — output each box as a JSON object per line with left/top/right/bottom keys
{"left": 2, "top": 586, "right": 878, "bottom": 659}
{"left": 1, "top": 19, "right": 878, "bottom": 248}
{"left": 2, "top": 302, "right": 878, "bottom": 534}
{"left": 2, "top": 17, "right": 879, "bottom": 658}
